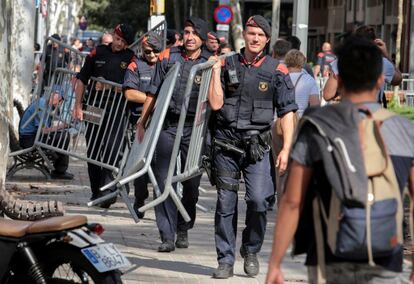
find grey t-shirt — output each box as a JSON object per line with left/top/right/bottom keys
{"left": 290, "top": 102, "right": 414, "bottom": 272}
{"left": 289, "top": 70, "right": 319, "bottom": 117}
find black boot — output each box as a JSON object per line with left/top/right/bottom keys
{"left": 158, "top": 240, "right": 175, "bottom": 252}
{"left": 175, "top": 230, "right": 189, "bottom": 248}
{"left": 240, "top": 246, "right": 259, "bottom": 277}
{"left": 212, "top": 263, "right": 234, "bottom": 279}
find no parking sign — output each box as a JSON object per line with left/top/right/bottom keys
{"left": 214, "top": 5, "right": 233, "bottom": 25}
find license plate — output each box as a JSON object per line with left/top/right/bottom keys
{"left": 81, "top": 243, "right": 131, "bottom": 272}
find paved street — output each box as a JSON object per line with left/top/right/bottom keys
{"left": 6, "top": 155, "right": 308, "bottom": 283}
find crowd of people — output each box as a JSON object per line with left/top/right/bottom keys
{"left": 29, "top": 15, "right": 414, "bottom": 283}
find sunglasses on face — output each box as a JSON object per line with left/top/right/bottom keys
{"left": 143, "top": 49, "right": 160, "bottom": 55}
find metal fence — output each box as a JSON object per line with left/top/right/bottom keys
{"left": 13, "top": 68, "right": 132, "bottom": 179}
{"left": 88, "top": 62, "right": 181, "bottom": 222}
{"left": 129, "top": 20, "right": 167, "bottom": 56}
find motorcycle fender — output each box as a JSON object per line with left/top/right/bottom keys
{"left": 67, "top": 228, "right": 105, "bottom": 248}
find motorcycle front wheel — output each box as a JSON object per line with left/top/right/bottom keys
{"left": 40, "top": 244, "right": 123, "bottom": 284}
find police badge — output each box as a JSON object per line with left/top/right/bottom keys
{"left": 120, "top": 62, "right": 128, "bottom": 69}
{"left": 194, "top": 75, "right": 202, "bottom": 85}
{"left": 258, "top": 81, "right": 268, "bottom": 92}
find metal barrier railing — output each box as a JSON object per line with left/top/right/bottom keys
{"left": 129, "top": 20, "right": 167, "bottom": 56}
{"left": 88, "top": 62, "right": 181, "bottom": 221}
{"left": 28, "top": 68, "right": 131, "bottom": 176}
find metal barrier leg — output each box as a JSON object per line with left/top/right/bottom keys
{"left": 87, "top": 190, "right": 118, "bottom": 207}
{"left": 119, "top": 185, "right": 140, "bottom": 223}
{"left": 196, "top": 203, "right": 209, "bottom": 212}
{"left": 36, "top": 147, "right": 55, "bottom": 171}
{"left": 198, "top": 186, "right": 207, "bottom": 193}
{"left": 168, "top": 186, "right": 191, "bottom": 222}
{"left": 148, "top": 167, "right": 161, "bottom": 197}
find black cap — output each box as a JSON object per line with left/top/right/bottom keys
{"left": 51, "top": 33, "right": 61, "bottom": 41}
{"left": 114, "top": 23, "right": 135, "bottom": 45}
{"left": 166, "top": 29, "right": 179, "bottom": 46}
{"left": 207, "top": 31, "right": 220, "bottom": 42}
{"left": 143, "top": 31, "right": 163, "bottom": 51}
{"left": 245, "top": 15, "right": 271, "bottom": 38}
{"left": 184, "top": 17, "right": 208, "bottom": 41}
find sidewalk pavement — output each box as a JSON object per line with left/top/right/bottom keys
{"left": 6, "top": 155, "right": 308, "bottom": 283}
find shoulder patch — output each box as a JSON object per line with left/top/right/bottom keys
{"left": 158, "top": 48, "right": 171, "bottom": 61}
{"left": 88, "top": 48, "right": 97, "bottom": 58}
{"left": 276, "top": 63, "right": 288, "bottom": 75}
{"left": 127, "top": 61, "right": 137, "bottom": 72}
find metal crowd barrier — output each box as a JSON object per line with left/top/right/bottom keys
{"left": 88, "top": 62, "right": 181, "bottom": 221}
{"left": 129, "top": 20, "right": 167, "bottom": 56}
{"left": 138, "top": 53, "right": 235, "bottom": 222}
{"left": 23, "top": 68, "right": 131, "bottom": 178}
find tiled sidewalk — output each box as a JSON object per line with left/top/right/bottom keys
{"left": 6, "top": 155, "right": 308, "bottom": 283}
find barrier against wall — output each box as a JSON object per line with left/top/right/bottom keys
{"left": 88, "top": 62, "right": 181, "bottom": 222}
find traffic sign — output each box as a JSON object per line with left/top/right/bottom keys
{"left": 214, "top": 5, "right": 233, "bottom": 25}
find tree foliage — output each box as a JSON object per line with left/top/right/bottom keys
{"left": 82, "top": 0, "right": 149, "bottom": 34}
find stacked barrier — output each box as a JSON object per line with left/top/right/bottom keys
{"left": 94, "top": 53, "right": 235, "bottom": 222}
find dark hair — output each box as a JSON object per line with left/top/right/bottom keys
{"left": 272, "top": 39, "right": 292, "bottom": 58}
{"left": 34, "top": 43, "right": 41, "bottom": 51}
{"left": 336, "top": 36, "right": 383, "bottom": 93}
{"left": 286, "top": 35, "right": 301, "bottom": 50}
{"left": 353, "top": 25, "right": 376, "bottom": 41}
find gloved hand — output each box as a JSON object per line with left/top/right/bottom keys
{"left": 248, "top": 135, "right": 266, "bottom": 163}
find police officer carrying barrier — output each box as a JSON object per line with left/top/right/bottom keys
{"left": 137, "top": 17, "right": 211, "bottom": 253}
{"left": 123, "top": 31, "right": 163, "bottom": 219}
{"left": 208, "top": 15, "right": 298, "bottom": 279}
{"left": 73, "top": 23, "right": 135, "bottom": 208}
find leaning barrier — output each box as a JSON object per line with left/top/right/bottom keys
{"left": 88, "top": 62, "right": 181, "bottom": 221}
{"left": 93, "top": 53, "right": 235, "bottom": 222}
{"left": 129, "top": 20, "right": 167, "bottom": 56}
{"left": 11, "top": 68, "right": 132, "bottom": 180}
{"left": 23, "top": 37, "right": 87, "bottom": 131}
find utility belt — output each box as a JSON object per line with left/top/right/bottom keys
{"left": 164, "top": 113, "right": 194, "bottom": 128}
{"left": 213, "top": 129, "right": 271, "bottom": 162}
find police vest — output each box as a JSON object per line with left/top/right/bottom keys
{"left": 92, "top": 44, "right": 134, "bottom": 84}
{"left": 165, "top": 46, "right": 211, "bottom": 118}
{"left": 217, "top": 54, "right": 279, "bottom": 131}
{"left": 129, "top": 57, "right": 155, "bottom": 123}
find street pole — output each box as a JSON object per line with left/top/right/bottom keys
{"left": 292, "top": 0, "right": 309, "bottom": 56}
{"left": 230, "top": 0, "right": 245, "bottom": 52}
{"left": 409, "top": 0, "right": 414, "bottom": 78}
{"left": 270, "top": 0, "right": 281, "bottom": 52}
{"left": 149, "top": 0, "right": 166, "bottom": 30}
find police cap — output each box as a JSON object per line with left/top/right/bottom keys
{"left": 245, "top": 15, "right": 271, "bottom": 38}
{"left": 184, "top": 17, "right": 208, "bottom": 41}
{"left": 207, "top": 31, "right": 220, "bottom": 43}
{"left": 143, "top": 31, "right": 163, "bottom": 52}
{"left": 114, "top": 23, "right": 135, "bottom": 45}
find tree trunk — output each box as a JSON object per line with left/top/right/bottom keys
{"left": 393, "top": 0, "right": 403, "bottom": 105}
{"left": 230, "top": 0, "right": 245, "bottom": 52}
{"left": 10, "top": 0, "right": 35, "bottom": 129}
{"left": 0, "top": 0, "right": 12, "bottom": 186}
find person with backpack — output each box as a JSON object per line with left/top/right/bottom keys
{"left": 123, "top": 31, "right": 163, "bottom": 219}
{"left": 266, "top": 36, "right": 414, "bottom": 284}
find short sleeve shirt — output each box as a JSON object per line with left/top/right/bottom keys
{"left": 289, "top": 70, "right": 320, "bottom": 117}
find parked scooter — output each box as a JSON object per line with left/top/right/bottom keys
{"left": 0, "top": 215, "right": 130, "bottom": 283}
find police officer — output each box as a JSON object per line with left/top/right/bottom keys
{"left": 137, "top": 17, "right": 211, "bottom": 252}
{"left": 73, "top": 24, "right": 135, "bottom": 208}
{"left": 208, "top": 15, "right": 298, "bottom": 278}
{"left": 206, "top": 31, "right": 220, "bottom": 55}
{"left": 123, "top": 31, "right": 163, "bottom": 218}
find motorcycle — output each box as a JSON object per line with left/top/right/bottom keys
{"left": 0, "top": 215, "right": 130, "bottom": 283}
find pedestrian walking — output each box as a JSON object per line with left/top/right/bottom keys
{"left": 208, "top": 15, "right": 298, "bottom": 279}
{"left": 137, "top": 17, "right": 211, "bottom": 252}
{"left": 266, "top": 36, "right": 414, "bottom": 284}
{"left": 123, "top": 31, "right": 163, "bottom": 219}
{"left": 73, "top": 23, "right": 135, "bottom": 208}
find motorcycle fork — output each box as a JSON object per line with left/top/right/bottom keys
{"left": 17, "top": 242, "right": 47, "bottom": 284}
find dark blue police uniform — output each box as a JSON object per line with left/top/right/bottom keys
{"left": 213, "top": 51, "right": 298, "bottom": 266}
{"left": 148, "top": 45, "right": 212, "bottom": 243}
{"left": 123, "top": 56, "right": 155, "bottom": 205}
{"left": 77, "top": 43, "right": 134, "bottom": 201}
